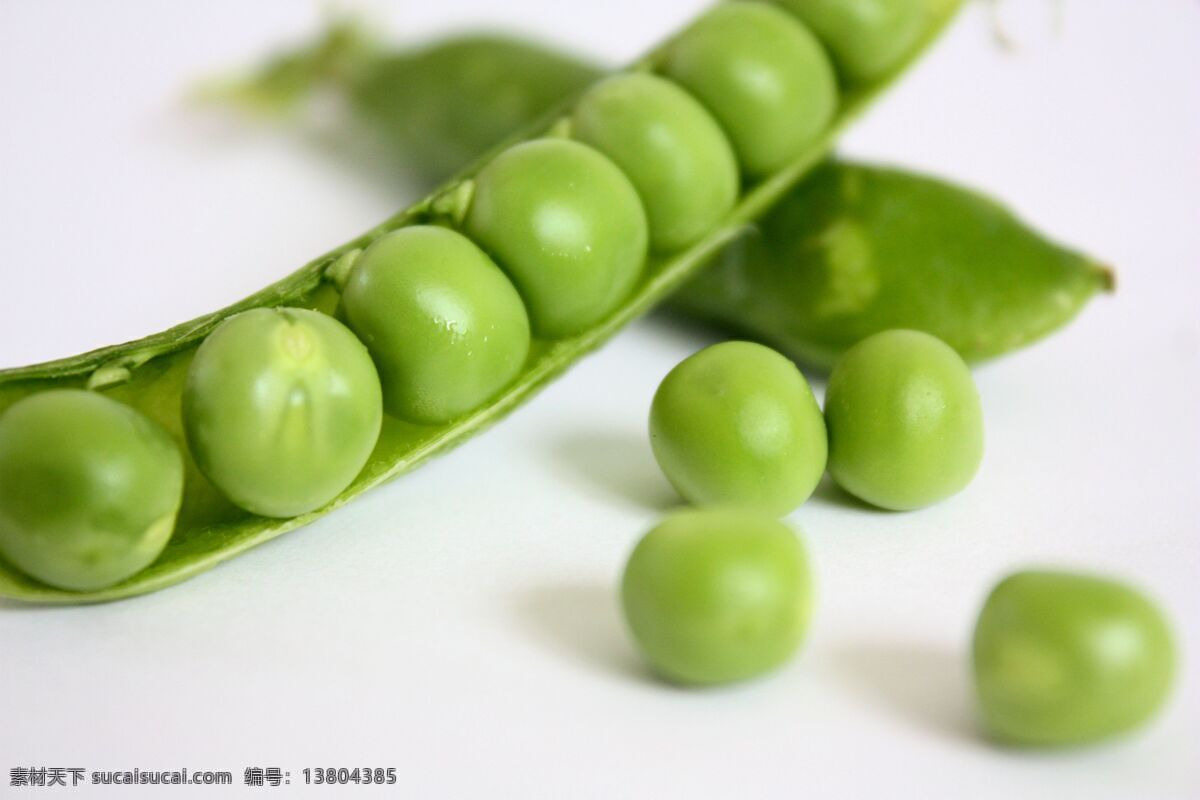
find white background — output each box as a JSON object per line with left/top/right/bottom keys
{"left": 1, "top": 1, "right": 1198, "bottom": 797}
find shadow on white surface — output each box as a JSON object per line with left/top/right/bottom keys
{"left": 827, "top": 641, "right": 981, "bottom": 745}
{"left": 514, "top": 582, "right": 652, "bottom": 683}
{"left": 809, "top": 475, "right": 891, "bottom": 513}
{"left": 550, "top": 430, "right": 680, "bottom": 511}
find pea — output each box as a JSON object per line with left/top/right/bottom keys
{"left": 463, "top": 138, "right": 648, "bottom": 338}
{"left": 622, "top": 508, "right": 813, "bottom": 685}
{"left": 775, "top": 0, "right": 927, "bottom": 84}
{"left": 339, "top": 226, "right": 530, "bottom": 424}
{"left": 571, "top": 72, "right": 739, "bottom": 253}
{"left": 649, "top": 341, "right": 827, "bottom": 515}
{"left": 973, "top": 570, "right": 1177, "bottom": 747}
{"left": 183, "top": 307, "right": 382, "bottom": 518}
{"left": 0, "top": 390, "right": 183, "bottom": 591}
{"left": 824, "top": 329, "right": 982, "bottom": 510}
{"left": 661, "top": 2, "right": 838, "bottom": 177}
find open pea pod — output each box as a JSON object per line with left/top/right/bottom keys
{"left": 0, "top": 0, "right": 964, "bottom": 603}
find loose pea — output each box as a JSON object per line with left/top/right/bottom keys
{"left": 622, "top": 508, "right": 813, "bottom": 685}
{"left": 340, "top": 226, "right": 530, "bottom": 424}
{"left": 775, "top": 0, "right": 927, "bottom": 84}
{"left": 661, "top": 2, "right": 838, "bottom": 177}
{"left": 183, "top": 307, "right": 382, "bottom": 518}
{"left": 572, "top": 72, "right": 739, "bottom": 252}
{"left": 463, "top": 138, "right": 648, "bottom": 338}
{"left": 824, "top": 329, "right": 982, "bottom": 510}
{"left": 649, "top": 341, "right": 827, "bottom": 515}
{"left": 973, "top": 570, "right": 1176, "bottom": 747}
{"left": 0, "top": 390, "right": 183, "bottom": 591}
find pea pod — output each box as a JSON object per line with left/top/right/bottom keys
{"left": 205, "top": 27, "right": 605, "bottom": 190}
{"left": 219, "top": 22, "right": 1111, "bottom": 369}
{"left": 674, "top": 161, "right": 1114, "bottom": 369}
{"left": 0, "top": 0, "right": 964, "bottom": 603}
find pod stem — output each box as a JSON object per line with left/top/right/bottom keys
{"left": 323, "top": 249, "right": 363, "bottom": 292}
{"left": 429, "top": 180, "right": 476, "bottom": 227}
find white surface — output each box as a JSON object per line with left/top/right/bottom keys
{"left": 1, "top": 1, "right": 1198, "bottom": 797}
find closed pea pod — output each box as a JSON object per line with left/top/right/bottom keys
{"left": 649, "top": 341, "right": 827, "bottom": 515}
{"left": 0, "top": 390, "right": 183, "bottom": 591}
{"left": 824, "top": 329, "right": 983, "bottom": 510}
{"left": 622, "top": 508, "right": 814, "bottom": 686}
{"left": 661, "top": 2, "right": 838, "bottom": 177}
{"left": 571, "top": 72, "right": 739, "bottom": 252}
{"left": 774, "top": 0, "right": 928, "bottom": 84}
{"left": 339, "top": 226, "right": 530, "bottom": 424}
{"left": 352, "top": 35, "right": 603, "bottom": 187}
{"left": 671, "top": 161, "right": 1114, "bottom": 370}
{"left": 183, "top": 307, "right": 382, "bottom": 518}
{"left": 973, "top": 570, "right": 1176, "bottom": 747}
{"left": 462, "top": 138, "right": 649, "bottom": 338}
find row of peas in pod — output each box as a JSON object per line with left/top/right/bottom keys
{"left": 622, "top": 334, "right": 1175, "bottom": 746}
{"left": 0, "top": 0, "right": 850, "bottom": 592}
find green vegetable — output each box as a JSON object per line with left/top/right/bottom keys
{"left": 338, "top": 225, "right": 530, "bottom": 423}
{"left": 214, "top": 24, "right": 1110, "bottom": 372}
{"left": 650, "top": 341, "right": 826, "bottom": 515}
{"left": 572, "top": 72, "right": 739, "bottom": 252}
{"left": 824, "top": 329, "right": 983, "bottom": 510}
{"left": 973, "top": 570, "right": 1176, "bottom": 747}
{"left": 183, "top": 307, "right": 383, "bottom": 518}
{"left": 0, "top": 390, "right": 183, "bottom": 591}
{"left": 662, "top": 3, "right": 838, "bottom": 177}
{"left": 462, "top": 138, "right": 649, "bottom": 338}
{"left": 0, "top": 0, "right": 962, "bottom": 602}
{"left": 622, "top": 508, "right": 813, "bottom": 685}
{"left": 775, "top": 0, "right": 928, "bottom": 83}
{"left": 355, "top": 35, "right": 605, "bottom": 188}
{"left": 673, "top": 161, "right": 1113, "bottom": 370}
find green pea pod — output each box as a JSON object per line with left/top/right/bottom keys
{"left": 203, "top": 24, "right": 605, "bottom": 190}
{"left": 0, "top": 0, "right": 964, "bottom": 603}
{"left": 211, "top": 19, "right": 1111, "bottom": 371}
{"left": 672, "top": 161, "right": 1114, "bottom": 370}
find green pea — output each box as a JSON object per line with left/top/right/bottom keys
{"left": 661, "top": 2, "right": 838, "bottom": 177}
{"left": 0, "top": 390, "right": 183, "bottom": 591}
{"left": 183, "top": 307, "right": 382, "bottom": 518}
{"left": 973, "top": 570, "right": 1176, "bottom": 747}
{"left": 824, "top": 329, "right": 982, "bottom": 510}
{"left": 339, "top": 226, "right": 530, "bottom": 424}
{"left": 622, "top": 508, "right": 813, "bottom": 685}
{"left": 571, "top": 72, "right": 739, "bottom": 252}
{"left": 650, "top": 341, "right": 827, "bottom": 515}
{"left": 463, "top": 138, "right": 648, "bottom": 338}
{"left": 774, "top": 0, "right": 927, "bottom": 84}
